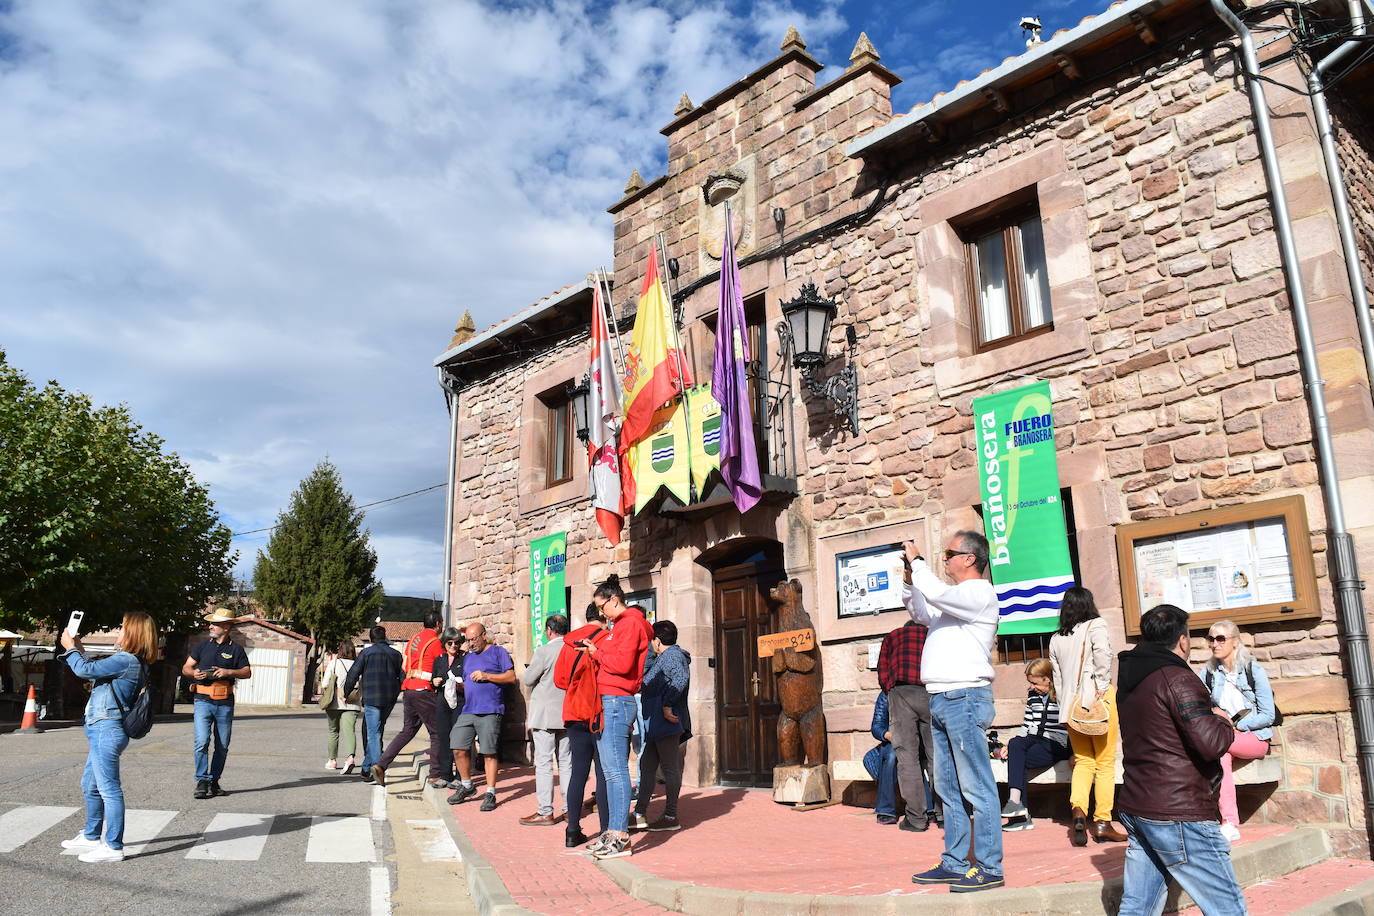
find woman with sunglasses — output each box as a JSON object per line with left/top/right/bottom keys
{"left": 1200, "top": 620, "right": 1275, "bottom": 843}
{"left": 431, "top": 627, "right": 466, "bottom": 787}
{"left": 1048, "top": 587, "right": 1127, "bottom": 846}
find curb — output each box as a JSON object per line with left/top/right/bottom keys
{"left": 1290, "top": 877, "right": 1374, "bottom": 916}
{"left": 595, "top": 826, "right": 1332, "bottom": 915}
{"left": 407, "top": 752, "right": 541, "bottom": 916}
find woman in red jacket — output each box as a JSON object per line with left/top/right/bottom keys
{"left": 578, "top": 574, "right": 653, "bottom": 859}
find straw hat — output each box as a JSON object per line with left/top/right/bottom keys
{"left": 203, "top": 609, "right": 238, "bottom": 624}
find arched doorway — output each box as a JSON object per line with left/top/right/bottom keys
{"left": 700, "top": 539, "right": 784, "bottom": 788}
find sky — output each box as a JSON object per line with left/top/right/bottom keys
{"left": 0, "top": 0, "right": 1108, "bottom": 598}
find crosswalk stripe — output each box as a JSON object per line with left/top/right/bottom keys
{"left": 306, "top": 815, "right": 376, "bottom": 863}
{"left": 59, "top": 809, "right": 177, "bottom": 857}
{"left": 0, "top": 806, "right": 77, "bottom": 853}
{"left": 371, "top": 784, "right": 386, "bottom": 821}
{"left": 186, "top": 813, "right": 275, "bottom": 861}
{"left": 405, "top": 819, "right": 461, "bottom": 862}
{"left": 370, "top": 865, "right": 391, "bottom": 916}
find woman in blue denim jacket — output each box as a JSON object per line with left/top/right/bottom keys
{"left": 58, "top": 611, "right": 159, "bottom": 864}
{"left": 1199, "top": 618, "right": 1275, "bottom": 844}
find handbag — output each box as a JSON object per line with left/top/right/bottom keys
{"left": 317, "top": 660, "right": 337, "bottom": 710}
{"left": 1066, "top": 627, "right": 1110, "bottom": 736}
{"left": 112, "top": 661, "right": 153, "bottom": 739}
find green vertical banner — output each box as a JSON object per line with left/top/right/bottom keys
{"left": 972, "top": 381, "right": 1074, "bottom": 634}
{"left": 530, "top": 533, "right": 568, "bottom": 648}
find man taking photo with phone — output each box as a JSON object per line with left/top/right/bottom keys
{"left": 182, "top": 610, "right": 252, "bottom": 800}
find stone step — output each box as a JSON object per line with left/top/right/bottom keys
{"left": 1176, "top": 857, "right": 1374, "bottom": 916}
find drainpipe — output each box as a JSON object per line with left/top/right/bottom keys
{"left": 1210, "top": 0, "right": 1374, "bottom": 825}
{"left": 1309, "top": 0, "right": 1374, "bottom": 399}
{"left": 439, "top": 369, "right": 461, "bottom": 628}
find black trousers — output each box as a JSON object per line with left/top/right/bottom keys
{"left": 1006, "top": 734, "right": 1071, "bottom": 794}
{"left": 565, "top": 721, "right": 607, "bottom": 837}
{"left": 433, "top": 698, "right": 457, "bottom": 780}
{"left": 379, "top": 689, "right": 442, "bottom": 778}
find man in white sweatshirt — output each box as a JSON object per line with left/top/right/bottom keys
{"left": 903, "top": 529, "right": 1004, "bottom": 894}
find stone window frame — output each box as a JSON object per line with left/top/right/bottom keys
{"left": 813, "top": 516, "right": 943, "bottom": 643}
{"left": 517, "top": 355, "right": 588, "bottom": 517}
{"left": 953, "top": 190, "right": 1056, "bottom": 352}
{"left": 916, "top": 143, "right": 1097, "bottom": 397}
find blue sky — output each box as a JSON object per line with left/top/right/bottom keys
{"left": 0, "top": 0, "right": 1108, "bottom": 598}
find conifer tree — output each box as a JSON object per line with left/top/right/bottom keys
{"left": 253, "top": 460, "right": 383, "bottom": 659}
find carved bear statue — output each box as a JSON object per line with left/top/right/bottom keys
{"left": 768, "top": 578, "right": 826, "bottom": 767}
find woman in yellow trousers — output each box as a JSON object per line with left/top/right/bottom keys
{"left": 1049, "top": 587, "right": 1128, "bottom": 846}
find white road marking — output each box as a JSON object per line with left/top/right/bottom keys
{"left": 0, "top": 806, "right": 77, "bottom": 853}
{"left": 371, "top": 784, "right": 386, "bottom": 821}
{"left": 306, "top": 815, "right": 376, "bottom": 862}
{"left": 369, "top": 865, "right": 391, "bottom": 916}
{"left": 405, "top": 818, "right": 462, "bottom": 862}
{"left": 60, "top": 808, "right": 176, "bottom": 857}
{"left": 186, "top": 812, "right": 275, "bottom": 861}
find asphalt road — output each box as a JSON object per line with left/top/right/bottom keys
{"left": 0, "top": 706, "right": 399, "bottom": 916}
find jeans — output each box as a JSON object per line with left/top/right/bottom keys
{"left": 193, "top": 700, "right": 235, "bottom": 782}
{"left": 531, "top": 728, "right": 572, "bottom": 816}
{"left": 82, "top": 720, "right": 130, "bottom": 850}
{"left": 634, "top": 734, "right": 684, "bottom": 819}
{"left": 565, "top": 721, "right": 607, "bottom": 837}
{"left": 930, "top": 686, "right": 1002, "bottom": 876}
{"left": 361, "top": 704, "right": 393, "bottom": 772}
{"left": 1119, "top": 813, "right": 1247, "bottom": 916}
{"left": 325, "top": 709, "right": 358, "bottom": 760}
{"left": 889, "top": 683, "right": 941, "bottom": 825}
{"left": 873, "top": 744, "right": 898, "bottom": 818}
{"left": 379, "top": 689, "right": 440, "bottom": 777}
{"left": 1006, "top": 734, "right": 1071, "bottom": 795}
{"left": 1069, "top": 685, "right": 1119, "bottom": 822}
{"left": 596, "top": 695, "right": 637, "bottom": 834}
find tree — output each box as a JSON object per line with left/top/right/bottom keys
{"left": 252, "top": 460, "right": 383, "bottom": 661}
{"left": 0, "top": 351, "right": 234, "bottom": 633}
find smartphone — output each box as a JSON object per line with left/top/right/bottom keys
{"left": 65, "top": 610, "right": 85, "bottom": 637}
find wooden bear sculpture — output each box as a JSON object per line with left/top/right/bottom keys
{"left": 769, "top": 578, "right": 826, "bottom": 767}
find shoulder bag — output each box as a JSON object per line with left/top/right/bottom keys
{"left": 1066, "top": 626, "right": 1110, "bottom": 736}
{"left": 113, "top": 660, "right": 154, "bottom": 739}
{"left": 317, "top": 658, "right": 338, "bottom": 709}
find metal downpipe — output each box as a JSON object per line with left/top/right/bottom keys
{"left": 1309, "top": 0, "right": 1374, "bottom": 406}
{"left": 1210, "top": 0, "right": 1374, "bottom": 827}
{"left": 439, "top": 369, "right": 460, "bottom": 627}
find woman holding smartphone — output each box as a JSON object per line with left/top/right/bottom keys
{"left": 1201, "top": 619, "right": 1275, "bottom": 843}
{"left": 58, "top": 611, "right": 159, "bottom": 863}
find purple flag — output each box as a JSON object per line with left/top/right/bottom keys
{"left": 711, "top": 210, "right": 762, "bottom": 514}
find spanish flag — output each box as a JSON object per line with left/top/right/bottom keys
{"left": 620, "top": 248, "right": 692, "bottom": 450}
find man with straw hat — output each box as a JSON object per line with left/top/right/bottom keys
{"left": 181, "top": 609, "right": 253, "bottom": 799}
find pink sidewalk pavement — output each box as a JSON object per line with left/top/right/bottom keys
{"left": 436, "top": 764, "right": 1362, "bottom": 914}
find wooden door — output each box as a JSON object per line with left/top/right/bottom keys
{"left": 713, "top": 556, "right": 784, "bottom": 787}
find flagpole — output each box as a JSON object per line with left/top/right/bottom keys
{"left": 656, "top": 231, "right": 698, "bottom": 503}
{"left": 599, "top": 267, "right": 628, "bottom": 379}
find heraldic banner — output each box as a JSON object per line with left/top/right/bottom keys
{"left": 625, "top": 384, "right": 723, "bottom": 513}
{"left": 529, "top": 532, "right": 567, "bottom": 647}
{"left": 972, "top": 380, "right": 1074, "bottom": 634}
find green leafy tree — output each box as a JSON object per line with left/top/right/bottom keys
{"left": 252, "top": 460, "right": 383, "bottom": 660}
{"left": 0, "top": 351, "right": 234, "bottom": 632}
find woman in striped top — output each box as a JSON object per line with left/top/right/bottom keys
{"left": 1000, "top": 658, "right": 1069, "bottom": 832}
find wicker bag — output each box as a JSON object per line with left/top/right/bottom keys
{"left": 1067, "top": 628, "right": 1110, "bottom": 736}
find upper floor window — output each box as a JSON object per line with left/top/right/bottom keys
{"left": 961, "top": 198, "right": 1053, "bottom": 349}
{"left": 541, "top": 389, "right": 574, "bottom": 488}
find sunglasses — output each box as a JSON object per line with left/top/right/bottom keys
{"left": 944, "top": 550, "right": 972, "bottom": 561}
{"left": 1207, "top": 635, "right": 1231, "bottom": 644}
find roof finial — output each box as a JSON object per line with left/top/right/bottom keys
{"left": 780, "top": 25, "right": 806, "bottom": 53}
{"left": 624, "top": 169, "right": 645, "bottom": 195}
{"left": 849, "top": 32, "right": 880, "bottom": 68}
{"left": 675, "top": 93, "right": 694, "bottom": 116}
{"left": 449, "top": 310, "right": 476, "bottom": 348}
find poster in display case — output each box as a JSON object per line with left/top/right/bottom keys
{"left": 836, "top": 543, "right": 907, "bottom": 618}
{"left": 1116, "top": 495, "right": 1319, "bottom": 634}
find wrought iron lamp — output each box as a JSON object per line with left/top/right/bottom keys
{"left": 779, "top": 282, "right": 860, "bottom": 435}
{"left": 566, "top": 373, "right": 591, "bottom": 444}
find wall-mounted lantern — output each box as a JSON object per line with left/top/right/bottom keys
{"left": 779, "top": 282, "right": 860, "bottom": 435}
{"left": 566, "top": 373, "right": 591, "bottom": 444}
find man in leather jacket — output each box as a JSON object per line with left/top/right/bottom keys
{"left": 1116, "top": 604, "right": 1245, "bottom": 916}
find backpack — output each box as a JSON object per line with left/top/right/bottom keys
{"left": 1205, "top": 661, "right": 1282, "bottom": 727}
{"left": 560, "top": 649, "right": 603, "bottom": 733}
{"left": 113, "top": 661, "right": 153, "bottom": 739}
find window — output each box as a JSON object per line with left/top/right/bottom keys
{"left": 961, "top": 197, "right": 1053, "bottom": 349}
{"left": 541, "top": 390, "right": 574, "bottom": 488}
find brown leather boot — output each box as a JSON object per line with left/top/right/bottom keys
{"left": 1071, "top": 807, "right": 1088, "bottom": 847}
{"left": 1092, "top": 820, "right": 1129, "bottom": 843}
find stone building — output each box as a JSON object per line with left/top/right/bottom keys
{"left": 434, "top": 0, "right": 1374, "bottom": 852}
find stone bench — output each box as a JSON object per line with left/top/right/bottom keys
{"left": 833, "top": 753, "right": 1282, "bottom": 786}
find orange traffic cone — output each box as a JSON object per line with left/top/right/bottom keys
{"left": 16, "top": 685, "right": 40, "bottom": 733}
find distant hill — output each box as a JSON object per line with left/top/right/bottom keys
{"left": 380, "top": 594, "right": 441, "bottom": 622}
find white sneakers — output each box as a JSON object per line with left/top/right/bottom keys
{"left": 77, "top": 843, "right": 125, "bottom": 863}
{"left": 1220, "top": 822, "right": 1241, "bottom": 843}
{"left": 60, "top": 833, "right": 101, "bottom": 851}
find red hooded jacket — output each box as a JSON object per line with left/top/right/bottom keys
{"left": 595, "top": 608, "right": 654, "bottom": 696}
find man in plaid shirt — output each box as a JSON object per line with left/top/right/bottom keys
{"left": 344, "top": 626, "right": 405, "bottom": 784}
{"left": 878, "top": 617, "right": 942, "bottom": 831}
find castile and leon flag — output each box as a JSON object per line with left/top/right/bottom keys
{"left": 588, "top": 280, "right": 623, "bottom": 546}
